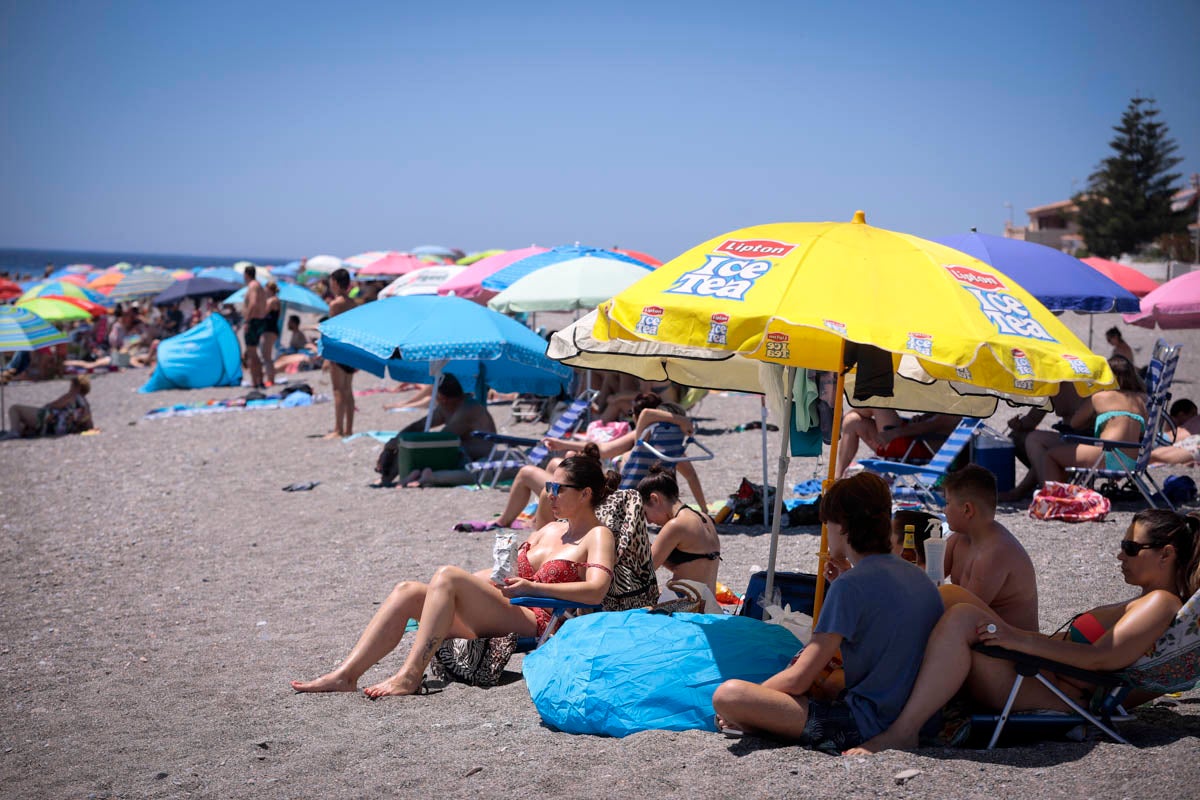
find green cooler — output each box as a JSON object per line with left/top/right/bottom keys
{"left": 395, "top": 432, "right": 463, "bottom": 475}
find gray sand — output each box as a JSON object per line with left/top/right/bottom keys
{"left": 1, "top": 312, "right": 1197, "bottom": 799}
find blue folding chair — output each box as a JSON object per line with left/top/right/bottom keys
{"left": 858, "top": 418, "right": 984, "bottom": 508}
{"left": 1065, "top": 340, "right": 1182, "bottom": 509}
{"left": 617, "top": 422, "right": 715, "bottom": 491}
{"left": 467, "top": 391, "right": 595, "bottom": 487}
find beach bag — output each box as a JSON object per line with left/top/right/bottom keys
{"left": 429, "top": 633, "right": 519, "bottom": 687}
{"left": 1028, "top": 481, "right": 1111, "bottom": 522}
{"left": 375, "top": 435, "right": 401, "bottom": 485}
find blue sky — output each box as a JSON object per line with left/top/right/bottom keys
{"left": 1, "top": 1, "right": 1197, "bottom": 262}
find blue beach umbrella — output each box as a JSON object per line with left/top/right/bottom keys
{"left": 481, "top": 245, "right": 653, "bottom": 293}
{"left": 151, "top": 277, "right": 243, "bottom": 306}
{"left": 225, "top": 282, "right": 328, "bottom": 315}
{"left": 195, "top": 266, "right": 245, "bottom": 284}
{"left": 934, "top": 232, "right": 1140, "bottom": 314}
{"left": 318, "top": 295, "right": 572, "bottom": 397}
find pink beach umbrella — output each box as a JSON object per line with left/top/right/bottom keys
{"left": 344, "top": 251, "right": 391, "bottom": 269}
{"left": 1124, "top": 269, "right": 1200, "bottom": 330}
{"left": 1081, "top": 257, "right": 1160, "bottom": 298}
{"left": 355, "top": 252, "right": 428, "bottom": 278}
{"left": 437, "top": 246, "right": 549, "bottom": 301}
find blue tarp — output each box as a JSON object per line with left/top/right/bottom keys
{"left": 524, "top": 610, "right": 800, "bottom": 737}
{"left": 139, "top": 314, "right": 242, "bottom": 392}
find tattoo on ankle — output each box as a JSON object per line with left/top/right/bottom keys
{"left": 419, "top": 636, "right": 443, "bottom": 667}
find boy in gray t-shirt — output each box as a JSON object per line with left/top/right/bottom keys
{"left": 713, "top": 473, "right": 942, "bottom": 750}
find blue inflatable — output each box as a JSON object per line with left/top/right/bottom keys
{"left": 139, "top": 314, "right": 242, "bottom": 393}
{"left": 523, "top": 610, "right": 801, "bottom": 737}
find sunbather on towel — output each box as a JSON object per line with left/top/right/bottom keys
{"left": 711, "top": 473, "right": 943, "bottom": 750}
{"left": 290, "top": 450, "right": 617, "bottom": 697}
{"left": 638, "top": 464, "right": 721, "bottom": 594}
{"left": 847, "top": 508, "right": 1200, "bottom": 754}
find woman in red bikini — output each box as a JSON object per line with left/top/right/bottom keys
{"left": 847, "top": 508, "right": 1200, "bottom": 753}
{"left": 290, "top": 449, "right": 617, "bottom": 697}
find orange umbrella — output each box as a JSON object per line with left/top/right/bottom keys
{"left": 1082, "top": 257, "right": 1160, "bottom": 297}
{"left": 87, "top": 271, "right": 124, "bottom": 293}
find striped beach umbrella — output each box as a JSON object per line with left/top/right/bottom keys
{"left": 15, "top": 297, "right": 94, "bottom": 323}
{"left": 19, "top": 281, "right": 112, "bottom": 307}
{"left": 108, "top": 270, "right": 179, "bottom": 302}
{"left": 0, "top": 306, "right": 68, "bottom": 352}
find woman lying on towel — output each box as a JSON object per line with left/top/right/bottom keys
{"left": 290, "top": 449, "right": 617, "bottom": 697}
{"left": 847, "top": 508, "right": 1200, "bottom": 754}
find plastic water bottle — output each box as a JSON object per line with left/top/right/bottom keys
{"left": 924, "top": 523, "right": 947, "bottom": 585}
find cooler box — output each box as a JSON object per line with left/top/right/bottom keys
{"left": 971, "top": 429, "right": 1015, "bottom": 492}
{"left": 395, "top": 432, "right": 463, "bottom": 475}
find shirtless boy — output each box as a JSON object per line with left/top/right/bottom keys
{"left": 942, "top": 464, "right": 1039, "bottom": 630}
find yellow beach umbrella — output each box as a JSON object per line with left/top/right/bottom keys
{"left": 592, "top": 211, "right": 1115, "bottom": 616}
{"left": 15, "top": 297, "right": 93, "bottom": 323}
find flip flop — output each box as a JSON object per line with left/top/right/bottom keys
{"left": 453, "top": 520, "right": 500, "bottom": 532}
{"left": 416, "top": 677, "right": 445, "bottom": 695}
{"left": 282, "top": 481, "right": 321, "bottom": 492}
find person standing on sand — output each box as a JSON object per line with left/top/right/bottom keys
{"left": 241, "top": 265, "right": 267, "bottom": 389}
{"left": 325, "top": 268, "right": 357, "bottom": 439}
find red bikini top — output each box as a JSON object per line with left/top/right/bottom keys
{"left": 517, "top": 541, "right": 614, "bottom": 585}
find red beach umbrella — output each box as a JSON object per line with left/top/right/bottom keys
{"left": 1081, "top": 257, "right": 1160, "bottom": 297}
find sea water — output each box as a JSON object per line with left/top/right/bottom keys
{"left": 0, "top": 247, "right": 295, "bottom": 281}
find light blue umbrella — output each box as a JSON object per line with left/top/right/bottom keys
{"left": 225, "top": 282, "right": 328, "bottom": 315}
{"left": 318, "top": 295, "right": 571, "bottom": 398}
{"left": 481, "top": 245, "right": 652, "bottom": 293}
{"left": 195, "top": 266, "right": 245, "bottom": 284}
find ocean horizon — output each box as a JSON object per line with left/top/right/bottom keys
{"left": 0, "top": 246, "right": 296, "bottom": 280}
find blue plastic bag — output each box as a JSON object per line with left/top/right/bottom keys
{"left": 523, "top": 609, "right": 801, "bottom": 737}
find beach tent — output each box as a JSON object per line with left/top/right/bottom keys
{"left": 139, "top": 314, "right": 241, "bottom": 393}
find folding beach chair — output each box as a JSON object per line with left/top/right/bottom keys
{"left": 511, "top": 488, "right": 660, "bottom": 647}
{"left": 467, "top": 390, "right": 595, "bottom": 487}
{"left": 617, "top": 422, "right": 715, "bottom": 491}
{"left": 857, "top": 418, "right": 984, "bottom": 508}
{"left": 1065, "top": 340, "right": 1182, "bottom": 509}
{"left": 971, "top": 587, "right": 1200, "bottom": 748}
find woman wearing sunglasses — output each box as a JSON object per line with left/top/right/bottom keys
{"left": 847, "top": 508, "right": 1200, "bottom": 754}
{"left": 290, "top": 446, "right": 617, "bottom": 697}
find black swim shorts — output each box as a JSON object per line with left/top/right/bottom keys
{"left": 799, "top": 698, "right": 864, "bottom": 753}
{"left": 244, "top": 318, "right": 268, "bottom": 347}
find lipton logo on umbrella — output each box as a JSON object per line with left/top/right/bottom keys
{"left": 764, "top": 331, "right": 790, "bottom": 360}
{"left": 946, "top": 264, "right": 1006, "bottom": 291}
{"left": 1011, "top": 348, "right": 1033, "bottom": 376}
{"left": 635, "top": 305, "right": 663, "bottom": 336}
{"left": 665, "top": 252, "right": 773, "bottom": 301}
{"left": 907, "top": 332, "right": 933, "bottom": 356}
{"left": 716, "top": 239, "right": 797, "bottom": 258}
{"left": 708, "top": 312, "right": 729, "bottom": 345}
{"left": 1063, "top": 354, "right": 1091, "bottom": 376}
{"left": 823, "top": 319, "right": 847, "bottom": 336}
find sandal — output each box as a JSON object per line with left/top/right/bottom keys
{"left": 453, "top": 520, "right": 501, "bottom": 532}
{"left": 417, "top": 677, "right": 445, "bottom": 695}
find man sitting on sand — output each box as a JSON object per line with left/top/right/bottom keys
{"left": 399, "top": 374, "right": 496, "bottom": 487}
{"left": 942, "top": 464, "right": 1039, "bottom": 630}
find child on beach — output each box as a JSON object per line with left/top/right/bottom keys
{"left": 942, "top": 465, "right": 1039, "bottom": 631}
{"left": 711, "top": 473, "right": 943, "bottom": 750}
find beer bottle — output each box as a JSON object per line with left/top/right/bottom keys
{"left": 901, "top": 524, "right": 918, "bottom": 563}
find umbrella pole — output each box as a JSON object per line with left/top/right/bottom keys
{"left": 763, "top": 366, "right": 794, "bottom": 604}
{"left": 1088, "top": 314, "right": 1094, "bottom": 350}
{"left": 760, "top": 396, "right": 771, "bottom": 527}
{"left": 812, "top": 347, "right": 848, "bottom": 623}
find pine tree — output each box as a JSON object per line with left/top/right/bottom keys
{"left": 1073, "top": 96, "right": 1185, "bottom": 258}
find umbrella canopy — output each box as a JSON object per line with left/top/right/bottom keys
{"left": 935, "top": 233, "right": 1141, "bottom": 313}
{"left": 20, "top": 281, "right": 111, "bottom": 307}
{"left": 0, "top": 278, "right": 22, "bottom": 301}
{"left": 41, "top": 295, "right": 108, "bottom": 317}
{"left": 195, "top": 266, "right": 245, "bottom": 284}
{"left": 411, "top": 244, "right": 465, "bottom": 260}
{"left": 0, "top": 306, "right": 68, "bottom": 352}
{"left": 302, "top": 255, "right": 345, "bottom": 274}
{"left": 378, "top": 266, "right": 466, "bottom": 298}
{"left": 482, "top": 245, "right": 651, "bottom": 293}
{"left": 1081, "top": 257, "right": 1160, "bottom": 297}
{"left": 438, "top": 246, "right": 549, "bottom": 300}
{"left": 344, "top": 251, "right": 391, "bottom": 269}
{"left": 108, "top": 270, "right": 179, "bottom": 302}
{"left": 15, "top": 297, "right": 94, "bottom": 322}
{"left": 87, "top": 271, "right": 126, "bottom": 292}
{"left": 317, "top": 295, "right": 572, "bottom": 395}
{"left": 355, "top": 252, "right": 428, "bottom": 278}
{"left": 487, "top": 257, "right": 653, "bottom": 314}
{"left": 456, "top": 249, "right": 506, "bottom": 266}
{"left": 151, "top": 277, "right": 243, "bottom": 306}
{"left": 590, "top": 211, "right": 1115, "bottom": 618}
{"left": 612, "top": 248, "right": 662, "bottom": 267}
{"left": 1124, "top": 269, "right": 1200, "bottom": 330}
{"left": 225, "top": 282, "right": 329, "bottom": 314}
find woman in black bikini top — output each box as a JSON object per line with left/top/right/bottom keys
{"left": 637, "top": 464, "right": 721, "bottom": 593}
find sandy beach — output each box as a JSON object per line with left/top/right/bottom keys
{"left": 1, "top": 311, "right": 1198, "bottom": 799}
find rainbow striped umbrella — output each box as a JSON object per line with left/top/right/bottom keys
{"left": 108, "top": 270, "right": 179, "bottom": 302}
{"left": 14, "top": 297, "right": 94, "bottom": 323}
{"left": 0, "top": 305, "right": 67, "bottom": 352}
{"left": 18, "top": 281, "right": 112, "bottom": 307}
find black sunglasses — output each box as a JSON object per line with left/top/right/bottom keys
{"left": 1120, "top": 539, "right": 1164, "bottom": 557}
{"left": 545, "top": 481, "right": 581, "bottom": 497}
